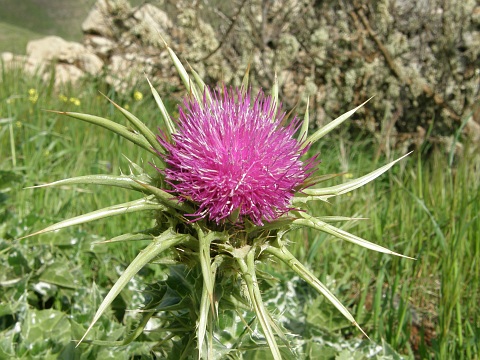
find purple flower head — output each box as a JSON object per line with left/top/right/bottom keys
{"left": 159, "top": 87, "right": 315, "bottom": 225}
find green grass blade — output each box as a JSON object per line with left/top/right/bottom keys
{"left": 19, "top": 196, "right": 166, "bottom": 240}
{"left": 265, "top": 243, "right": 369, "bottom": 339}
{"left": 146, "top": 77, "right": 176, "bottom": 136}
{"left": 294, "top": 212, "right": 414, "bottom": 259}
{"left": 101, "top": 93, "right": 166, "bottom": 156}
{"left": 300, "top": 152, "right": 411, "bottom": 199}
{"left": 49, "top": 110, "right": 156, "bottom": 155}
{"left": 77, "top": 229, "right": 190, "bottom": 346}
{"left": 303, "top": 97, "right": 373, "bottom": 148}
{"left": 25, "top": 174, "right": 151, "bottom": 193}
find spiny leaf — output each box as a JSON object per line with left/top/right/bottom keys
{"left": 265, "top": 243, "right": 370, "bottom": 339}
{"left": 48, "top": 110, "right": 156, "bottom": 155}
{"left": 241, "top": 59, "right": 252, "bottom": 93}
{"left": 303, "top": 97, "right": 373, "bottom": 148}
{"left": 100, "top": 93, "right": 165, "bottom": 156}
{"left": 298, "top": 96, "right": 310, "bottom": 142}
{"left": 163, "top": 41, "right": 202, "bottom": 103}
{"left": 294, "top": 212, "right": 415, "bottom": 259}
{"left": 270, "top": 73, "right": 279, "bottom": 116}
{"left": 83, "top": 312, "right": 154, "bottom": 346}
{"left": 18, "top": 196, "right": 166, "bottom": 240}
{"left": 25, "top": 174, "right": 151, "bottom": 193}
{"left": 93, "top": 230, "right": 156, "bottom": 244}
{"left": 133, "top": 180, "right": 193, "bottom": 213}
{"left": 296, "top": 152, "right": 411, "bottom": 201}
{"left": 146, "top": 77, "right": 176, "bottom": 136}
{"left": 187, "top": 62, "right": 212, "bottom": 104}
{"left": 77, "top": 229, "right": 191, "bottom": 346}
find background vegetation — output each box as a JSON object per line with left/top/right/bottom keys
{"left": 1, "top": 1, "right": 479, "bottom": 359}
{"left": 0, "top": 0, "right": 96, "bottom": 54}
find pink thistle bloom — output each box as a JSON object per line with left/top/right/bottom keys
{"left": 158, "top": 87, "right": 315, "bottom": 226}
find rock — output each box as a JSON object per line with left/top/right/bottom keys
{"left": 81, "top": 0, "right": 118, "bottom": 37}
{"left": 24, "top": 36, "right": 104, "bottom": 85}
{"left": 0, "top": 52, "right": 28, "bottom": 71}
{"left": 53, "top": 64, "right": 85, "bottom": 86}
{"left": 78, "top": 53, "right": 104, "bottom": 75}
{"left": 27, "top": 36, "right": 84, "bottom": 64}
{"left": 84, "top": 35, "right": 116, "bottom": 57}
{"left": 1, "top": 52, "right": 14, "bottom": 62}
{"left": 133, "top": 4, "right": 172, "bottom": 31}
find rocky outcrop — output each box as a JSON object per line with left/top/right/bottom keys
{"left": 2, "top": 36, "right": 103, "bottom": 87}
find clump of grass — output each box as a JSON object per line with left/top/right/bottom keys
{"left": 285, "top": 142, "right": 479, "bottom": 358}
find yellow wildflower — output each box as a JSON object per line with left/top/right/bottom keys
{"left": 133, "top": 91, "right": 143, "bottom": 101}
{"left": 28, "top": 88, "right": 38, "bottom": 104}
{"left": 69, "top": 97, "right": 81, "bottom": 106}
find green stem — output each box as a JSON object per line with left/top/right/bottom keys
{"left": 196, "top": 227, "right": 213, "bottom": 359}
{"left": 236, "top": 248, "right": 282, "bottom": 360}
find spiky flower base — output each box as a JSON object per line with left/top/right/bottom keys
{"left": 23, "top": 43, "right": 412, "bottom": 359}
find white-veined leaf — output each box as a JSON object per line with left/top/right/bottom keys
{"left": 77, "top": 229, "right": 191, "bottom": 346}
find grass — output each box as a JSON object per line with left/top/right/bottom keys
{"left": 1, "top": 66, "right": 479, "bottom": 359}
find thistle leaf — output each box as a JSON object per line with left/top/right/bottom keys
{"left": 93, "top": 230, "right": 156, "bottom": 244}
{"left": 294, "top": 212, "right": 415, "bottom": 259}
{"left": 146, "top": 77, "right": 176, "bottom": 136}
{"left": 83, "top": 311, "right": 154, "bottom": 346}
{"left": 48, "top": 110, "right": 156, "bottom": 155}
{"left": 100, "top": 93, "right": 166, "bottom": 155}
{"left": 164, "top": 43, "right": 202, "bottom": 103}
{"left": 187, "top": 63, "right": 212, "bottom": 104}
{"left": 265, "top": 244, "right": 369, "bottom": 339}
{"left": 25, "top": 175, "right": 151, "bottom": 193}
{"left": 313, "top": 215, "right": 368, "bottom": 222}
{"left": 18, "top": 196, "right": 166, "bottom": 240}
{"left": 303, "top": 97, "right": 373, "bottom": 148}
{"left": 133, "top": 180, "right": 193, "bottom": 213}
{"left": 241, "top": 60, "right": 252, "bottom": 93}
{"left": 297, "top": 152, "right": 411, "bottom": 201}
{"left": 77, "top": 229, "right": 191, "bottom": 346}
{"left": 298, "top": 96, "right": 309, "bottom": 142}
{"left": 270, "top": 73, "right": 279, "bottom": 116}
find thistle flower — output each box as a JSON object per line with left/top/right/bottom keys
{"left": 159, "top": 88, "right": 314, "bottom": 225}
{"left": 23, "top": 43, "right": 413, "bottom": 359}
